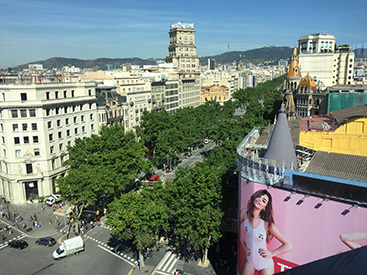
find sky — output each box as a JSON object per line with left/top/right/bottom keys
{"left": 0, "top": 0, "right": 366, "bottom": 68}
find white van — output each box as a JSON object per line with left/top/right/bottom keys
{"left": 52, "top": 236, "right": 84, "bottom": 259}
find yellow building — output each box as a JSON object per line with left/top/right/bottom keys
{"left": 200, "top": 85, "right": 229, "bottom": 105}
{"left": 299, "top": 105, "right": 367, "bottom": 156}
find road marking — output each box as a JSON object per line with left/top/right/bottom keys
{"left": 97, "top": 244, "right": 136, "bottom": 266}
{"left": 155, "top": 271, "right": 171, "bottom": 275}
{"left": 153, "top": 251, "right": 178, "bottom": 275}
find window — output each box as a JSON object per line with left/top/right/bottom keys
{"left": 57, "top": 120, "right": 61, "bottom": 127}
{"left": 22, "top": 123, "right": 28, "bottom": 131}
{"left": 14, "top": 137, "right": 20, "bottom": 144}
{"left": 59, "top": 143, "right": 63, "bottom": 151}
{"left": 15, "top": 150, "right": 21, "bottom": 158}
{"left": 67, "top": 129, "right": 70, "bottom": 136}
{"left": 81, "top": 115, "right": 84, "bottom": 122}
{"left": 74, "top": 128, "right": 78, "bottom": 134}
{"left": 31, "top": 123, "right": 37, "bottom": 131}
{"left": 74, "top": 117, "right": 77, "bottom": 123}
{"left": 23, "top": 136, "right": 29, "bottom": 144}
{"left": 48, "top": 121, "right": 52, "bottom": 129}
{"left": 33, "top": 136, "right": 39, "bottom": 143}
{"left": 50, "top": 146, "right": 54, "bottom": 154}
{"left": 26, "top": 163, "right": 33, "bottom": 174}
{"left": 2, "top": 137, "right": 4, "bottom": 144}
{"left": 90, "top": 114, "right": 93, "bottom": 120}
{"left": 80, "top": 104, "right": 83, "bottom": 111}
{"left": 34, "top": 148, "right": 40, "bottom": 156}
{"left": 65, "top": 118, "right": 69, "bottom": 125}
{"left": 46, "top": 109, "right": 51, "bottom": 116}
{"left": 64, "top": 90, "right": 67, "bottom": 98}
{"left": 49, "top": 134, "right": 53, "bottom": 141}
{"left": 46, "top": 92, "right": 50, "bottom": 100}
{"left": 82, "top": 126, "right": 85, "bottom": 133}
{"left": 21, "top": 93, "right": 27, "bottom": 101}
{"left": 88, "top": 89, "right": 92, "bottom": 96}
{"left": 58, "top": 132, "right": 62, "bottom": 139}
{"left": 71, "top": 90, "right": 75, "bottom": 97}
{"left": 64, "top": 106, "right": 68, "bottom": 113}
{"left": 11, "top": 110, "right": 18, "bottom": 118}
{"left": 55, "top": 108, "right": 59, "bottom": 115}
{"left": 55, "top": 91, "right": 59, "bottom": 99}
{"left": 20, "top": 110, "right": 27, "bottom": 117}
{"left": 13, "top": 124, "right": 19, "bottom": 132}
{"left": 91, "top": 124, "right": 94, "bottom": 131}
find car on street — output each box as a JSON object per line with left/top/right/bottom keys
{"left": 45, "top": 194, "right": 61, "bottom": 206}
{"left": 35, "top": 237, "right": 56, "bottom": 247}
{"left": 8, "top": 240, "right": 28, "bottom": 249}
{"left": 149, "top": 175, "right": 160, "bottom": 181}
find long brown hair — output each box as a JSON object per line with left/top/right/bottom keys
{"left": 247, "top": 189, "right": 274, "bottom": 241}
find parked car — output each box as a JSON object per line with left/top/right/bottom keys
{"left": 45, "top": 194, "right": 61, "bottom": 206}
{"left": 36, "top": 237, "right": 56, "bottom": 247}
{"left": 149, "top": 175, "right": 160, "bottom": 181}
{"left": 8, "top": 240, "right": 28, "bottom": 249}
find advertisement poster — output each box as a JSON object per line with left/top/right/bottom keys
{"left": 237, "top": 177, "right": 367, "bottom": 274}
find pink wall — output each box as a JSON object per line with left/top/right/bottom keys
{"left": 238, "top": 178, "right": 367, "bottom": 272}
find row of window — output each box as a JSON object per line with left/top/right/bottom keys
{"left": 45, "top": 104, "right": 94, "bottom": 116}
{"left": 48, "top": 114, "right": 93, "bottom": 129}
{"left": 13, "top": 123, "right": 38, "bottom": 132}
{"left": 10, "top": 104, "right": 95, "bottom": 119}
{"left": 11, "top": 109, "right": 36, "bottom": 118}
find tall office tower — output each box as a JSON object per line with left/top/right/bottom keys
{"left": 0, "top": 77, "right": 98, "bottom": 204}
{"left": 298, "top": 33, "right": 354, "bottom": 87}
{"left": 166, "top": 22, "right": 201, "bottom": 109}
{"left": 208, "top": 58, "right": 216, "bottom": 70}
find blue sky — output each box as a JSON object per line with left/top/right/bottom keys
{"left": 0, "top": 0, "right": 366, "bottom": 68}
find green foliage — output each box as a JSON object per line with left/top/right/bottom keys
{"left": 106, "top": 183, "right": 170, "bottom": 251}
{"left": 167, "top": 163, "right": 223, "bottom": 252}
{"left": 57, "top": 123, "right": 151, "bottom": 210}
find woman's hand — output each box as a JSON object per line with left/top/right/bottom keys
{"left": 245, "top": 245, "right": 251, "bottom": 256}
{"left": 258, "top": 248, "right": 273, "bottom": 259}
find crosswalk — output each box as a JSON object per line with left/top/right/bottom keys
{"left": 84, "top": 234, "right": 137, "bottom": 266}
{"left": 0, "top": 233, "right": 26, "bottom": 250}
{"left": 155, "top": 251, "right": 179, "bottom": 275}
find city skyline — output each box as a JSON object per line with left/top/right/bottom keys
{"left": 1, "top": 0, "right": 366, "bottom": 69}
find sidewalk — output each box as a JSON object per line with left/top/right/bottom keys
{"left": 0, "top": 201, "right": 66, "bottom": 238}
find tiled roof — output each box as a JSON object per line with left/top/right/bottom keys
{"left": 305, "top": 151, "right": 367, "bottom": 182}
{"left": 331, "top": 105, "right": 367, "bottom": 124}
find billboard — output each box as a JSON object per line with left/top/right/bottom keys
{"left": 237, "top": 178, "right": 367, "bottom": 274}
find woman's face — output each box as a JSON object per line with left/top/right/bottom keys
{"left": 254, "top": 194, "right": 269, "bottom": 211}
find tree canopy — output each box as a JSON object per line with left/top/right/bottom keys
{"left": 57, "top": 123, "right": 151, "bottom": 216}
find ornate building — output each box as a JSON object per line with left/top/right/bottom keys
{"left": 284, "top": 47, "right": 301, "bottom": 119}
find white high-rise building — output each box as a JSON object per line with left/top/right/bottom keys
{"left": 298, "top": 33, "right": 354, "bottom": 87}
{"left": 0, "top": 77, "right": 98, "bottom": 204}
{"left": 166, "top": 22, "right": 201, "bottom": 109}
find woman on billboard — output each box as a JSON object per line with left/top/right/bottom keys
{"left": 240, "top": 189, "right": 293, "bottom": 275}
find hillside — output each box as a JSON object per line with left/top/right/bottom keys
{"left": 8, "top": 46, "right": 367, "bottom": 71}
{"left": 199, "top": 46, "right": 293, "bottom": 65}
{"left": 12, "top": 57, "right": 158, "bottom": 71}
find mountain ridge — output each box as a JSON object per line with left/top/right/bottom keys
{"left": 8, "top": 47, "right": 367, "bottom": 70}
